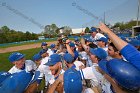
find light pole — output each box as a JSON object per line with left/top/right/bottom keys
{"left": 136, "top": 0, "right": 140, "bottom": 26}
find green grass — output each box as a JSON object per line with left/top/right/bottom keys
{"left": 0, "top": 47, "right": 41, "bottom": 71}
{"left": 0, "top": 39, "right": 56, "bottom": 48}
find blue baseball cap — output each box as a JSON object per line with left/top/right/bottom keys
{"left": 69, "top": 42, "right": 75, "bottom": 47}
{"left": 32, "top": 54, "right": 42, "bottom": 61}
{"left": 63, "top": 53, "right": 74, "bottom": 63}
{"left": 41, "top": 42, "right": 47, "bottom": 46}
{"left": 64, "top": 68, "right": 83, "bottom": 93}
{"left": 90, "top": 48, "right": 107, "bottom": 59}
{"left": 45, "top": 54, "right": 61, "bottom": 66}
{"left": 97, "top": 37, "right": 108, "bottom": 43}
{"left": 9, "top": 52, "right": 25, "bottom": 63}
{"left": 39, "top": 49, "right": 47, "bottom": 55}
{"left": 50, "top": 44, "right": 55, "bottom": 48}
{"left": 89, "top": 27, "right": 97, "bottom": 33}
{"left": 106, "top": 58, "right": 140, "bottom": 90}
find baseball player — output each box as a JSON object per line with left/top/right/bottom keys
{"left": 47, "top": 44, "right": 57, "bottom": 56}
{"left": 24, "top": 53, "right": 42, "bottom": 93}
{"left": 99, "top": 22, "right": 140, "bottom": 70}
{"left": 41, "top": 42, "right": 48, "bottom": 50}
{"left": 8, "top": 52, "right": 37, "bottom": 74}
{"left": 96, "top": 37, "right": 108, "bottom": 52}
{"left": 47, "top": 53, "right": 84, "bottom": 93}
{"left": 45, "top": 54, "right": 65, "bottom": 93}
{"left": 89, "top": 27, "right": 106, "bottom": 45}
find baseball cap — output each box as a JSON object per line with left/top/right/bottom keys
{"left": 41, "top": 42, "right": 47, "bottom": 46}
{"left": 9, "top": 52, "right": 25, "bottom": 63}
{"left": 64, "top": 68, "right": 83, "bottom": 93}
{"left": 97, "top": 37, "right": 108, "bottom": 43}
{"left": 90, "top": 48, "right": 107, "bottom": 59}
{"left": 45, "top": 54, "right": 61, "bottom": 66}
{"left": 39, "top": 49, "right": 47, "bottom": 55}
{"left": 102, "top": 58, "right": 140, "bottom": 90}
{"left": 50, "top": 44, "right": 55, "bottom": 48}
{"left": 69, "top": 42, "right": 75, "bottom": 47}
{"left": 63, "top": 53, "right": 74, "bottom": 63}
{"left": 32, "top": 53, "right": 42, "bottom": 61}
{"left": 89, "top": 27, "right": 97, "bottom": 33}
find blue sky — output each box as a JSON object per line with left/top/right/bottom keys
{"left": 0, "top": 0, "right": 139, "bottom": 33}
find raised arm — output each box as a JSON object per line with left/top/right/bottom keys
{"left": 98, "top": 23, "right": 128, "bottom": 51}
{"left": 65, "top": 39, "right": 75, "bottom": 57}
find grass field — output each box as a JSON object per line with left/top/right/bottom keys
{"left": 0, "top": 47, "right": 41, "bottom": 71}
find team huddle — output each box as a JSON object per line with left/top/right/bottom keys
{"left": 0, "top": 23, "right": 140, "bottom": 93}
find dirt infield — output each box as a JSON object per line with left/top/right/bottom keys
{"left": 0, "top": 41, "right": 57, "bottom": 53}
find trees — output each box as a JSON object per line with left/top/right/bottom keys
{"left": 0, "top": 26, "right": 38, "bottom": 44}
{"left": 44, "top": 24, "right": 58, "bottom": 38}
{"left": 61, "top": 26, "right": 72, "bottom": 36}
{"left": 113, "top": 20, "right": 140, "bottom": 30}
{"left": 44, "top": 24, "right": 72, "bottom": 37}
{"left": 85, "top": 27, "right": 90, "bottom": 33}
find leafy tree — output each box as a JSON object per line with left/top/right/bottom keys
{"left": 0, "top": 26, "right": 38, "bottom": 44}
{"left": 113, "top": 20, "right": 140, "bottom": 30}
{"left": 44, "top": 24, "right": 58, "bottom": 37}
{"left": 1, "top": 26, "right": 10, "bottom": 33}
{"left": 61, "top": 26, "right": 72, "bottom": 36}
{"left": 85, "top": 27, "right": 90, "bottom": 33}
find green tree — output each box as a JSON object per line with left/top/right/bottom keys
{"left": 0, "top": 26, "right": 38, "bottom": 44}
{"left": 85, "top": 27, "right": 90, "bottom": 33}
{"left": 113, "top": 20, "right": 140, "bottom": 30}
{"left": 44, "top": 24, "right": 58, "bottom": 38}
{"left": 61, "top": 26, "right": 72, "bottom": 36}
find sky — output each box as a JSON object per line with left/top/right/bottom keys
{"left": 0, "top": 0, "right": 139, "bottom": 33}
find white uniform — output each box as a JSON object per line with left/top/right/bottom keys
{"left": 80, "top": 64, "right": 113, "bottom": 93}
{"left": 47, "top": 48, "right": 54, "bottom": 56}
{"left": 74, "top": 61, "right": 85, "bottom": 71}
{"left": 35, "top": 56, "right": 51, "bottom": 86}
{"left": 86, "top": 56, "right": 93, "bottom": 67}
{"left": 8, "top": 60, "right": 37, "bottom": 74}
{"left": 48, "top": 69, "right": 65, "bottom": 85}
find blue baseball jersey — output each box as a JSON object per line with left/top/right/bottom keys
{"left": 120, "top": 44, "right": 140, "bottom": 70}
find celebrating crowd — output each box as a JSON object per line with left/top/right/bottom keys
{"left": 0, "top": 23, "right": 140, "bottom": 93}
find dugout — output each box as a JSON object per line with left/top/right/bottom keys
{"left": 132, "top": 26, "right": 140, "bottom": 37}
